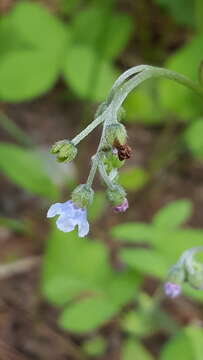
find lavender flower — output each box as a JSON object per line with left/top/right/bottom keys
{"left": 113, "top": 198, "right": 129, "bottom": 213}
{"left": 164, "top": 282, "right": 181, "bottom": 298}
{"left": 47, "top": 200, "right": 89, "bottom": 237}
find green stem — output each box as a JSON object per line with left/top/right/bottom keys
{"left": 111, "top": 66, "right": 203, "bottom": 114}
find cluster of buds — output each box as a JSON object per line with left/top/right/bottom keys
{"left": 164, "top": 247, "right": 203, "bottom": 298}
{"left": 47, "top": 101, "right": 132, "bottom": 237}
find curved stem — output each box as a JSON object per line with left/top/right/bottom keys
{"left": 111, "top": 66, "right": 203, "bottom": 114}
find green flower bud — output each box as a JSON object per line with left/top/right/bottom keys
{"left": 187, "top": 262, "right": 203, "bottom": 289}
{"left": 107, "top": 184, "right": 126, "bottom": 206}
{"left": 71, "top": 184, "right": 94, "bottom": 208}
{"left": 167, "top": 264, "right": 186, "bottom": 285}
{"left": 105, "top": 123, "right": 127, "bottom": 146}
{"left": 51, "top": 140, "right": 77, "bottom": 163}
{"left": 103, "top": 151, "right": 124, "bottom": 174}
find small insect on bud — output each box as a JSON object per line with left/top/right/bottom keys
{"left": 107, "top": 184, "right": 126, "bottom": 207}
{"left": 51, "top": 140, "right": 77, "bottom": 163}
{"left": 71, "top": 184, "right": 94, "bottom": 208}
{"left": 105, "top": 123, "right": 127, "bottom": 146}
{"left": 115, "top": 143, "right": 132, "bottom": 161}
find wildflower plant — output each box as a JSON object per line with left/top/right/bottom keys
{"left": 47, "top": 64, "right": 203, "bottom": 238}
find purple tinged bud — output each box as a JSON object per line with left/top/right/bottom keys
{"left": 113, "top": 198, "right": 129, "bottom": 213}
{"left": 164, "top": 282, "right": 181, "bottom": 298}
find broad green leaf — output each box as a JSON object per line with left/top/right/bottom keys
{"left": 183, "top": 118, "right": 203, "bottom": 158}
{"left": 0, "top": 51, "right": 61, "bottom": 101}
{"left": 42, "top": 228, "right": 112, "bottom": 305}
{"left": 159, "top": 36, "right": 203, "bottom": 119}
{"left": 160, "top": 326, "right": 203, "bottom": 360}
{"left": 120, "top": 248, "right": 169, "bottom": 279}
{"left": 110, "top": 222, "right": 154, "bottom": 243}
{"left": 0, "top": 143, "right": 58, "bottom": 199}
{"left": 153, "top": 200, "right": 192, "bottom": 229}
{"left": 0, "top": 1, "right": 67, "bottom": 101}
{"left": 119, "top": 167, "right": 149, "bottom": 191}
{"left": 63, "top": 45, "right": 117, "bottom": 101}
{"left": 121, "top": 339, "right": 154, "bottom": 360}
{"left": 59, "top": 296, "right": 117, "bottom": 333}
{"left": 70, "top": 6, "right": 133, "bottom": 59}
{"left": 59, "top": 270, "right": 140, "bottom": 333}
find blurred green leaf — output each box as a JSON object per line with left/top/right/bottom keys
{"left": 59, "top": 271, "right": 139, "bottom": 333}
{"left": 82, "top": 336, "right": 106, "bottom": 356}
{"left": 110, "top": 222, "right": 154, "bottom": 243}
{"left": 183, "top": 118, "right": 203, "bottom": 158}
{"left": 155, "top": 0, "right": 194, "bottom": 26}
{"left": 0, "top": 1, "right": 67, "bottom": 101}
{"left": 0, "top": 217, "right": 30, "bottom": 234}
{"left": 0, "top": 143, "right": 58, "bottom": 199}
{"left": 119, "top": 167, "right": 149, "bottom": 191}
{"left": 120, "top": 248, "right": 169, "bottom": 279}
{"left": 152, "top": 199, "right": 192, "bottom": 229}
{"left": 88, "top": 191, "right": 107, "bottom": 222}
{"left": 63, "top": 45, "right": 117, "bottom": 101}
{"left": 42, "top": 227, "right": 140, "bottom": 333}
{"left": 70, "top": 6, "right": 133, "bottom": 59}
{"left": 160, "top": 326, "right": 203, "bottom": 360}
{"left": 124, "top": 86, "right": 163, "bottom": 125}
{"left": 159, "top": 36, "right": 203, "bottom": 119}
{"left": 121, "top": 339, "right": 154, "bottom": 360}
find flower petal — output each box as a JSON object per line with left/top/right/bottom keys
{"left": 47, "top": 203, "right": 63, "bottom": 218}
{"left": 56, "top": 214, "right": 76, "bottom": 233}
{"left": 78, "top": 219, "right": 89, "bottom": 237}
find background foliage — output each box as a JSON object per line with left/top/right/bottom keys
{"left": 1, "top": 0, "right": 203, "bottom": 359}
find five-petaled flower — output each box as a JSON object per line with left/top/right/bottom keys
{"left": 47, "top": 200, "right": 89, "bottom": 238}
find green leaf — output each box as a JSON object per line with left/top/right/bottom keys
{"left": 82, "top": 336, "right": 106, "bottom": 356}
{"left": 160, "top": 326, "right": 203, "bottom": 360}
{"left": 88, "top": 191, "right": 107, "bottom": 222}
{"left": 119, "top": 167, "right": 149, "bottom": 191}
{"left": 0, "top": 1, "right": 67, "bottom": 101}
{"left": 159, "top": 36, "right": 203, "bottom": 119}
{"left": 63, "top": 45, "right": 117, "bottom": 101}
{"left": 70, "top": 6, "right": 133, "bottom": 59}
{"left": 59, "top": 271, "right": 140, "bottom": 333}
{"left": 110, "top": 222, "right": 154, "bottom": 243}
{"left": 0, "top": 143, "right": 58, "bottom": 199}
{"left": 0, "top": 51, "right": 62, "bottom": 101}
{"left": 121, "top": 339, "right": 154, "bottom": 360}
{"left": 153, "top": 200, "right": 192, "bottom": 229}
{"left": 155, "top": 0, "right": 194, "bottom": 27}
{"left": 42, "top": 228, "right": 112, "bottom": 306}
{"left": 120, "top": 248, "right": 169, "bottom": 279}
{"left": 183, "top": 118, "right": 203, "bottom": 158}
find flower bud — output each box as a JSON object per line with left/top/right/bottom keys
{"left": 107, "top": 184, "right": 126, "bottom": 206}
{"left": 51, "top": 140, "right": 77, "bottom": 163}
{"left": 105, "top": 123, "right": 127, "bottom": 146}
{"left": 113, "top": 198, "right": 129, "bottom": 213}
{"left": 164, "top": 282, "right": 181, "bottom": 298}
{"left": 71, "top": 184, "right": 94, "bottom": 208}
{"left": 103, "top": 150, "right": 124, "bottom": 174}
{"left": 187, "top": 262, "right": 203, "bottom": 290}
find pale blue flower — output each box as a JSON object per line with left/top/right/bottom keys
{"left": 164, "top": 282, "right": 181, "bottom": 298}
{"left": 47, "top": 200, "right": 89, "bottom": 237}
